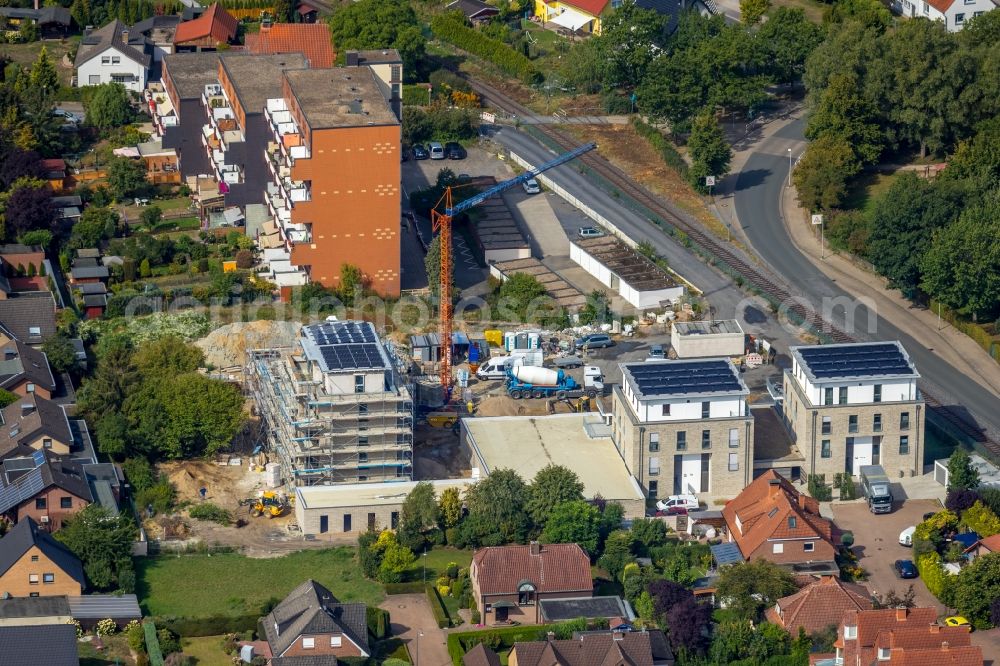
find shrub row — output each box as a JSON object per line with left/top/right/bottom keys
{"left": 631, "top": 118, "right": 689, "bottom": 178}
{"left": 385, "top": 581, "right": 426, "bottom": 595}
{"left": 961, "top": 501, "right": 1000, "bottom": 537}
{"left": 426, "top": 585, "right": 451, "bottom": 629}
{"left": 154, "top": 612, "right": 260, "bottom": 638}
{"left": 366, "top": 606, "right": 391, "bottom": 640}
{"left": 447, "top": 626, "right": 555, "bottom": 666}
{"left": 430, "top": 14, "right": 541, "bottom": 84}
{"left": 916, "top": 552, "right": 951, "bottom": 601}
{"left": 143, "top": 620, "right": 165, "bottom": 666}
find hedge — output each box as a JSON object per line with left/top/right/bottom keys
{"left": 430, "top": 14, "right": 541, "bottom": 84}
{"left": 143, "top": 620, "right": 165, "bottom": 666}
{"left": 916, "top": 551, "right": 952, "bottom": 602}
{"left": 426, "top": 585, "right": 451, "bottom": 629}
{"left": 447, "top": 626, "right": 555, "bottom": 666}
{"left": 366, "top": 606, "right": 391, "bottom": 640}
{"left": 385, "top": 581, "right": 427, "bottom": 595}
{"left": 632, "top": 119, "right": 688, "bottom": 179}
{"left": 961, "top": 501, "right": 1000, "bottom": 537}
{"left": 154, "top": 612, "right": 260, "bottom": 637}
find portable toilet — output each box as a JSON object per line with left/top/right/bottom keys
{"left": 504, "top": 330, "right": 541, "bottom": 352}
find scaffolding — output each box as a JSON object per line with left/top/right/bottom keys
{"left": 245, "top": 327, "right": 415, "bottom": 487}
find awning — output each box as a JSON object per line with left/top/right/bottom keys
{"left": 490, "top": 600, "right": 517, "bottom": 608}
{"left": 548, "top": 5, "right": 593, "bottom": 30}
{"left": 710, "top": 542, "right": 744, "bottom": 567}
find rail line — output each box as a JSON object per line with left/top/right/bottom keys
{"left": 465, "top": 75, "right": 1000, "bottom": 457}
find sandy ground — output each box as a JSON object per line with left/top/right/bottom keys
{"left": 196, "top": 320, "right": 302, "bottom": 370}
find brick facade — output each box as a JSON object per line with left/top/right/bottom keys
{"left": 279, "top": 632, "right": 365, "bottom": 658}
{"left": 0, "top": 545, "right": 82, "bottom": 597}
{"left": 16, "top": 487, "right": 89, "bottom": 531}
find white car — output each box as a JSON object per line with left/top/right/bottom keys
{"left": 578, "top": 226, "right": 604, "bottom": 239}
{"left": 655, "top": 494, "right": 699, "bottom": 514}
{"left": 522, "top": 178, "right": 541, "bottom": 194}
{"left": 899, "top": 525, "right": 916, "bottom": 547}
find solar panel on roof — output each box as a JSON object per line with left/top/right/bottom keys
{"left": 308, "top": 321, "right": 377, "bottom": 345}
{"left": 318, "top": 343, "right": 386, "bottom": 370}
{"left": 711, "top": 542, "right": 744, "bottom": 566}
{"left": 798, "top": 344, "right": 913, "bottom": 379}
{"left": 626, "top": 360, "right": 742, "bottom": 395}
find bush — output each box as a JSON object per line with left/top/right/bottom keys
{"left": 188, "top": 502, "right": 233, "bottom": 526}
{"left": 158, "top": 628, "right": 181, "bottom": 655}
{"left": 835, "top": 473, "right": 857, "bottom": 500}
{"left": 471, "top": 609, "right": 480, "bottom": 624}
{"left": 916, "top": 552, "right": 951, "bottom": 602}
{"left": 446, "top": 562, "right": 460, "bottom": 580}
{"left": 384, "top": 581, "right": 426, "bottom": 595}
{"left": 96, "top": 618, "right": 118, "bottom": 636}
{"left": 632, "top": 119, "right": 688, "bottom": 178}
{"left": 807, "top": 474, "right": 833, "bottom": 502}
{"left": 127, "top": 621, "right": 145, "bottom": 652}
{"left": 447, "top": 626, "right": 553, "bottom": 666}
{"left": 235, "top": 249, "right": 254, "bottom": 269}
{"left": 961, "top": 501, "right": 1000, "bottom": 537}
{"left": 430, "top": 14, "right": 541, "bottom": 84}
{"left": 155, "top": 612, "right": 260, "bottom": 637}
{"left": 426, "top": 585, "right": 451, "bottom": 629}
{"left": 366, "top": 606, "right": 391, "bottom": 640}
{"left": 136, "top": 479, "right": 177, "bottom": 516}
{"left": 947, "top": 489, "right": 981, "bottom": 513}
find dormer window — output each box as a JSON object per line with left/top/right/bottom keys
{"left": 878, "top": 648, "right": 890, "bottom": 660}
{"left": 28, "top": 327, "right": 41, "bottom": 337}
{"left": 788, "top": 516, "right": 797, "bottom": 529}
{"left": 845, "top": 625, "right": 857, "bottom": 639}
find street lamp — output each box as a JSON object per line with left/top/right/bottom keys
{"left": 422, "top": 550, "right": 427, "bottom": 585}
{"left": 787, "top": 148, "right": 793, "bottom": 186}
{"left": 415, "top": 631, "right": 424, "bottom": 666}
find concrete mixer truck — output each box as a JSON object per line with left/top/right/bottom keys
{"left": 506, "top": 365, "right": 604, "bottom": 400}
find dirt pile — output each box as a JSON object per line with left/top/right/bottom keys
{"left": 196, "top": 320, "right": 301, "bottom": 369}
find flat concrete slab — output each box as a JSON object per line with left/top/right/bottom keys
{"left": 502, "top": 188, "right": 569, "bottom": 259}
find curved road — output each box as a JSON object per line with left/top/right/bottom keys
{"left": 734, "top": 117, "right": 1000, "bottom": 441}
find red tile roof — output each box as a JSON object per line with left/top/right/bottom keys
{"left": 472, "top": 543, "right": 592, "bottom": 596}
{"left": 553, "top": 0, "right": 611, "bottom": 16}
{"left": 890, "top": 645, "right": 984, "bottom": 666}
{"left": 765, "top": 575, "right": 873, "bottom": 635}
{"left": 834, "top": 608, "right": 983, "bottom": 666}
{"left": 244, "top": 23, "right": 335, "bottom": 68}
{"left": 174, "top": 4, "right": 238, "bottom": 45}
{"left": 925, "top": 0, "right": 956, "bottom": 13}
{"left": 722, "top": 470, "right": 835, "bottom": 560}
{"left": 967, "top": 533, "right": 1000, "bottom": 553}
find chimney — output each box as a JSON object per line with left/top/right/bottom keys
{"left": 122, "top": 28, "right": 130, "bottom": 43}
{"left": 529, "top": 541, "right": 541, "bottom": 556}
{"left": 798, "top": 493, "right": 807, "bottom": 510}
{"left": 942, "top": 641, "right": 949, "bottom": 650}
{"left": 929, "top": 625, "right": 941, "bottom": 634}
{"left": 612, "top": 631, "right": 624, "bottom": 642}
{"left": 768, "top": 478, "right": 782, "bottom": 497}
{"left": 546, "top": 632, "right": 555, "bottom": 642}
{"left": 895, "top": 608, "right": 908, "bottom": 621}
{"left": 33, "top": 0, "right": 39, "bottom": 10}
{"left": 345, "top": 51, "right": 359, "bottom": 67}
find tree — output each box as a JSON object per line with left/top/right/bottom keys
{"left": 687, "top": 110, "right": 732, "bottom": 192}
{"left": 56, "top": 505, "right": 138, "bottom": 591}
{"left": 665, "top": 597, "right": 712, "bottom": 653}
{"left": 29, "top": 47, "right": 58, "bottom": 94}
{"left": 598, "top": 530, "right": 635, "bottom": 581}
{"left": 235, "top": 249, "right": 254, "bottom": 270}
{"left": 328, "top": 0, "right": 425, "bottom": 75}
{"left": 424, "top": 235, "right": 451, "bottom": 297}
{"left": 1, "top": 178, "right": 53, "bottom": 239}
{"left": 338, "top": 263, "right": 366, "bottom": 304}
{"left": 578, "top": 290, "right": 611, "bottom": 327}
{"left": 498, "top": 272, "right": 548, "bottom": 322}
{"left": 595, "top": 0, "right": 669, "bottom": 89}
{"left": 740, "top": 0, "right": 770, "bottom": 25}
{"left": 140, "top": 205, "right": 162, "bottom": 229}
{"left": 952, "top": 552, "right": 1000, "bottom": 628}
{"left": 70, "top": 206, "right": 117, "bottom": 248}
{"left": 95, "top": 410, "right": 130, "bottom": 459}
{"left": 155, "top": 373, "right": 246, "bottom": 458}
{"left": 717, "top": 560, "right": 797, "bottom": 621}
{"left": 758, "top": 8, "right": 823, "bottom": 84}
{"left": 401, "top": 481, "right": 440, "bottom": 533}
{"left": 83, "top": 83, "right": 132, "bottom": 131}
{"left": 139, "top": 258, "right": 151, "bottom": 278}
{"left": 403, "top": 106, "right": 433, "bottom": 147}
{"left": 540, "top": 501, "right": 601, "bottom": 555}
{"left": 439, "top": 486, "right": 462, "bottom": 528}
{"left": 527, "top": 464, "right": 584, "bottom": 528}
{"left": 792, "top": 134, "right": 860, "bottom": 211}
{"left": 463, "top": 469, "right": 531, "bottom": 545}
{"left": 946, "top": 448, "right": 981, "bottom": 492}
{"left": 0, "top": 389, "right": 19, "bottom": 409}
{"left": 42, "top": 332, "right": 79, "bottom": 374}
{"left": 106, "top": 157, "right": 147, "bottom": 201}
{"left": 805, "top": 71, "right": 885, "bottom": 164}
{"left": 648, "top": 579, "right": 693, "bottom": 620}
{"left": 77, "top": 338, "right": 138, "bottom": 424}
{"left": 946, "top": 489, "right": 981, "bottom": 513}
{"left": 630, "top": 518, "right": 668, "bottom": 556}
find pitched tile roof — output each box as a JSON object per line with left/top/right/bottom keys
{"left": 464, "top": 642, "right": 503, "bottom": 666}
{"left": 0, "top": 339, "right": 55, "bottom": 393}
{"left": 925, "top": 0, "right": 956, "bottom": 12}
{"left": 472, "top": 543, "right": 592, "bottom": 596}
{"left": 0, "top": 294, "right": 57, "bottom": 344}
{"left": 512, "top": 631, "right": 666, "bottom": 666}
{"left": 722, "top": 470, "right": 834, "bottom": 558}
{"left": 75, "top": 19, "right": 151, "bottom": 68}
{"left": 244, "top": 23, "right": 335, "bottom": 68}
{"left": 965, "top": 533, "right": 1000, "bottom": 553}
{"left": 765, "top": 575, "right": 872, "bottom": 635}
{"left": 173, "top": 3, "right": 238, "bottom": 45}
{"left": 0, "top": 595, "right": 70, "bottom": 619}
{"left": 0, "top": 624, "right": 78, "bottom": 665}
{"left": 0, "top": 518, "right": 85, "bottom": 587}
{"left": 263, "top": 579, "right": 369, "bottom": 658}
{"left": 548, "top": 0, "right": 611, "bottom": 17}
{"left": 835, "top": 608, "right": 969, "bottom": 665}
{"left": 890, "top": 645, "right": 984, "bottom": 666}
{"left": 0, "top": 393, "right": 72, "bottom": 458}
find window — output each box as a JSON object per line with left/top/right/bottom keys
{"left": 728, "top": 453, "right": 738, "bottom": 472}
{"left": 60, "top": 497, "right": 72, "bottom": 509}
{"left": 838, "top": 387, "right": 848, "bottom": 404}
{"left": 900, "top": 436, "right": 909, "bottom": 455}
{"left": 358, "top": 403, "right": 368, "bottom": 415}
{"left": 677, "top": 431, "right": 686, "bottom": 450}
{"left": 701, "top": 401, "right": 710, "bottom": 418}
{"left": 28, "top": 574, "right": 39, "bottom": 585}
{"left": 42, "top": 573, "right": 54, "bottom": 583}
{"left": 955, "top": 11, "right": 965, "bottom": 22}
{"left": 824, "top": 387, "right": 834, "bottom": 405}
{"left": 101, "top": 56, "right": 110, "bottom": 64}
{"left": 89, "top": 75, "right": 100, "bottom": 84}
{"left": 821, "top": 440, "right": 831, "bottom": 458}
{"left": 358, "top": 452, "right": 368, "bottom": 463}
{"left": 331, "top": 636, "right": 342, "bottom": 648}
{"left": 28, "top": 326, "right": 41, "bottom": 337}
{"left": 922, "top": 1, "right": 929, "bottom": 13}
{"left": 661, "top": 404, "right": 671, "bottom": 416}
{"left": 343, "top": 514, "right": 352, "bottom": 531}
{"left": 358, "top": 435, "right": 368, "bottom": 446}
{"left": 30, "top": 555, "right": 38, "bottom": 562}
{"left": 111, "top": 74, "right": 134, "bottom": 84}
{"left": 729, "top": 428, "right": 739, "bottom": 448}
{"left": 111, "top": 56, "right": 120, "bottom": 64}
{"left": 391, "top": 83, "right": 400, "bottom": 100}
{"left": 358, "top": 419, "right": 369, "bottom": 431}
{"left": 878, "top": 648, "right": 890, "bottom": 660}
{"left": 848, "top": 415, "right": 858, "bottom": 433}
{"left": 302, "top": 637, "right": 316, "bottom": 649}
{"left": 354, "top": 375, "right": 365, "bottom": 393}
{"left": 873, "top": 414, "right": 882, "bottom": 432}
{"left": 648, "top": 456, "right": 660, "bottom": 476}
{"left": 390, "top": 64, "right": 401, "bottom": 81}
{"left": 35, "top": 497, "right": 46, "bottom": 510}
{"left": 391, "top": 511, "right": 399, "bottom": 529}
{"left": 900, "top": 412, "right": 910, "bottom": 430}
{"left": 29, "top": 592, "right": 38, "bottom": 598}
{"left": 873, "top": 384, "right": 882, "bottom": 403}
{"left": 803, "top": 542, "right": 814, "bottom": 552}
{"left": 788, "top": 516, "right": 797, "bottom": 529}
{"left": 701, "top": 430, "right": 711, "bottom": 449}
{"left": 772, "top": 543, "right": 784, "bottom": 554}
{"left": 26, "top": 383, "right": 34, "bottom": 393}
{"left": 821, "top": 417, "right": 831, "bottom": 435}
{"left": 845, "top": 625, "right": 857, "bottom": 639}
{"left": 649, "top": 433, "right": 659, "bottom": 452}
{"left": 43, "top": 438, "right": 52, "bottom": 449}
{"left": 648, "top": 480, "right": 658, "bottom": 497}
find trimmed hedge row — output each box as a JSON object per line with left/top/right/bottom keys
{"left": 426, "top": 585, "right": 452, "bottom": 629}
{"left": 367, "top": 606, "right": 391, "bottom": 640}
{"left": 385, "top": 581, "right": 427, "bottom": 595}
{"left": 447, "top": 625, "right": 555, "bottom": 666}
{"left": 154, "top": 612, "right": 260, "bottom": 638}
{"left": 430, "top": 14, "right": 541, "bottom": 84}
{"left": 632, "top": 118, "right": 689, "bottom": 178}
{"left": 143, "top": 620, "right": 165, "bottom": 666}
{"left": 916, "top": 552, "right": 952, "bottom": 601}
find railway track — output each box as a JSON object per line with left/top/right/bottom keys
{"left": 465, "top": 75, "right": 1000, "bottom": 457}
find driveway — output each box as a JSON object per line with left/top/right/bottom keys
{"left": 380, "top": 594, "right": 451, "bottom": 666}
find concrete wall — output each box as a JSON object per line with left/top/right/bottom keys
{"left": 671, "top": 330, "right": 744, "bottom": 358}
{"left": 620, "top": 377, "right": 746, "bottom": 422}
{"left": 296, "top": 501, "right": 402, "bottom": 536}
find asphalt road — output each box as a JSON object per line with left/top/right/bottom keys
{"left": 734, "top": 117, "right": 1000, "bottom": 439}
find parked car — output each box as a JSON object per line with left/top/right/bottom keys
{"left": 656, "top": 494, "right": 699, "bottom": 514}
{"left": 523, "top": 178, "right": 541, "bottom": 194}
{"left": 575, "top": 333, "right": 614, "bottom": 349}
{"left": 578, "top": 226, "right": 604, "bottom": 239}
{"left": 647, "top": 344, "right": 665, "bottom": 360}
{"left": 412, "top": 144, "right": 429, "bottom": 160}
{"left": 553, "top": 355, "right": 584, "bottom": 369}
{"left": 943, "top": 616, "right": 971, "bottom": 629}
{"left": 429, "top": 142, "right": 445, "bottom": 160}
{"left": 894, "top": 559, "right": 918, "bottom": 579}
{"left": 53, "top": 109, "right": 79, "bottom": 124}
{"left": 899, "top": 525, "right": 916, "bottom": 546}
{"left": 445, "top": 142, "right": 466, "bottom": 159}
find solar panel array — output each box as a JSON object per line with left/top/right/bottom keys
{"left": 318, "top": 343, "right": 387, "bottom": 371}
{"left": 0, "top": 467, "right": 44, "bottom": 514}
{"left": 626, "top": 360, "right": 742, "bottom": 396}
{"left": 797, "top": 343, "right": 913, "bottom": 379}
{"left": 306, "top": 321, "right": 377, "bottom": 345}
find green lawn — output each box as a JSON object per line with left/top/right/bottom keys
{"left": 768, "top": 0, "right": 826, "bottom": 23}
{"left": 137, "top": 548, "right": 384, "bottom": 617}
{"left": 180, "top": 636, "right": 232, "bottom": 666}
{"left": 404, "top": 547, "right": 473, "bottom": 583}
{"left": 843, "top": 170, "right": 901, "bottom": 215}
{"left": 2, "top": 39, "right": 80, "bottom": 87}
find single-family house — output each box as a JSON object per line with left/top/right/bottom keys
{"left": 0, "top": 393, "right": 74, "bottom": 459}
{"left": 0, "top": 246, "right": 45, "bottom": 281}
{"left": 534, "top": 0, "right": 613, "bottom": 34}
{"left": 244, "top": 22, "right": 336, "bottom": 68}
{"left": 0, "top": 339, "right": 56, "bottom": 399}
{"left": 765, "top": 575, "right": 873, "bottom": 636}
{"left": 722, "top": 470, "right": 838, "bottom": 574}
{"left": 172, "top": 4, "right": 238, "bottom": 52}
{"left": 506, "top": 630, "right": 675, "bottom": 666}
{"left": 0, "top": 293, "right": 58, "bottom": 346}
{"left": 0, "top": 6, "right": 72, "bottom": 37}
{"left": 471, "top": 542, "right": 593, "bottom": 624}
{"left": 833, "top": 607, "right": 981, "bottom": 665}
{"left": 0, "top": 624, "right": 78, "bottom": 664}
{"left": 261, "top": 579, "right": 369, "bottom": 664}
{"left": 0, "top": 517, "right": 85, "bottom": 597}
{"left": 2, "top": 452, "right": 93, "bottom": 530}
{"left": 963, "top": 533, "right": 1000, "bottom": 560}
{"left": 892, "top": 0, "right": 994, "bottom": 30}
{"left": 446, "top": 0, "right": 502, "bottom": 23}
{"left": 75, "top": 19, "right": 151, "bottom": 92}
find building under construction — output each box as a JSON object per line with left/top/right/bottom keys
{"left": 246, "top": 320, "right": 413, "bottom": 487}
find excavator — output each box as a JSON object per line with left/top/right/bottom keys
{"left": 240, "top": 491, "right": 287, "bottom": 518}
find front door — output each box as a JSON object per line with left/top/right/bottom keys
{"left": 320, "top": 515, "right": 328, "bottom": 534}
{"left": 681, "top": 454, "right": 702, "bottom": 493}
{"left": 851, "top": 438, "right": 873, "bottom": 475}
{"left": 495, "top": 606, "right": 508, "bottom": 622}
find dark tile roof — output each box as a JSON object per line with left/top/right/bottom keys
{"left": 513, "top": 631, "right": 666, "bottom": 666}
{"left": 464, "top": 642, "right": 503, "bottom": 666}
{"left": 0, "top": 595, "right": 71, "bottom": 619}
{"left": 472, "top": 543, "right": 592, "bottom": 597}
{"left": 271, "top": 657, "right": 340, "bottom": 666}
{"left": 0, "top": 244, "right": 43, "bottom": 255}
{"left": 0, "top": 293, "right": 57, "bottom": 344}
{"left": 77, "top": 283, "right": 107, "bottom": 295}
{"left": 40, "top": 455, "right": 94, "bottom": 502}
{"left": 70, "top": 265, "right": 110, "bottom": 280}
{"left": 0, "top": 624, "right": 78, "bottom": 664}
{"left": 0, "top": 339, "right": 56, "bottom": 393}
{"left": 0, "top": 6, "right": 70, "bottom": 24}
{"left": 446, "top": 0, "right": 501, "bottom": 18}
{"left": 263, "top": 580, "right": 369, "bottom": 657}
{"left": 0, "top": 518, "right": 84, "bottom": 586}
{"left": 76, "top": 19, "right": 151, "bottom": 68}
{"left": 0, "top": 393, "right": 73, "bottom": 458}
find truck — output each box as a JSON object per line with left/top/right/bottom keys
{"left": 476, "top": 351, "right": 544, "bottom": 381}
{"left": 506, "top": 365, "right": 604, "bottom": 400}
{"left": 860, "top": 465, "right": 893, "bottom": 514}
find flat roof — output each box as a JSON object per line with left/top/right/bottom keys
{"left": 221, "top": 53, "right": 308, "bottom": 115}
{"left": 351, "top": 49, "right": 401, "bottom": 65}
{"left": 463, "top": 414, "right": 645, "bottom": 504}
{"left": 295, "top": 478, "right": 472, "bottom": 509}
{"left": 574, "top": 236, "right": 678, "bottom": 291}
{"left": 539, "top": 596, "right": 630, "bottom": 622}
{"left": 621, "top": 358, "right": 748, "bottom": 399}
{"left": 493, "top": 258, "right": 586, "bottom": 309}
{"left": 674, "top": 320, "right": 743, "bottom": 336}
{"left": 163, "top": 51, "right": 232, "bottom": 99}
{"left": 284, "top": 67, "right": 398, "bottom": 129}
{"left": 790, "top": 342, "right": 918, "bottom": 382}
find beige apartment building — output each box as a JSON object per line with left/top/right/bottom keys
{"left": 611, "top": 359, "right": 754, "bottom": 500}
{"left": 782, "top": 342, "right": 924, "bottom": 481}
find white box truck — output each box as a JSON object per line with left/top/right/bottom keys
{"left": 860, "top": 465, "right": 893, "bottom": 514}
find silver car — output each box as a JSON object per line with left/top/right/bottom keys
{"left": 578, "top": 227, "right": 604, "bottom": 239}
{"left": 523, "top": 178, "right": 541, "bottom": 194}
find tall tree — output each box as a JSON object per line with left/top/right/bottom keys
{"left": 540, "top": 501, "right": 601, "bottom": 554}
{"left": 595, "top": 0, "right": 668, "bottom": 89}
{"left": 758, "top": 8, "right": 824, "bottom": 85}
{"left": 716, "top": 560, "right": 797, "bottom": 621}
{"left": 105, "top": 157, "right": 148, "bottom": 201}
{"left": 439, "top": 486, "right": 462, "bottom": 528}
{"left": 0, "top": 178, "right": 54, "bottom": 240}
{"left": 806, "top": 71, "right": 885, "bottom": 164}
{"left": 463, "top": 469, "right": 531, "bottom": 545}
{"left": 56, "top": 505, "right": 138, "bottom": 592}
{"left": 29, "top": 47, "right": 58, "bottom": 94}
{"left": 792, "top": 134, "right": 859, "bottom": 211}
{"left": 526, "top": 464, "right": 584, "bottom": 528}
{"left": 946, "top": 448, "right": 981, "bottom": 492}
{"left": 952, "top": 552, "right": 1000, "bottom": 628}
{"left": 739, "top": 0, "right": 771, "bottom": 25}
{"left": 83, "top": 83, "right": 132, "bottom": 131}
{"left": 328, "top": 0, "right": 425, "bottom": 76}
{"left": 400, "top": 481, "right": 440, "bottom": 533}
{"left": 687, "top": 110, "right": 732, "bottom": 193}
{"left": 665, "top": 597, "right": 712, "bottom": 654}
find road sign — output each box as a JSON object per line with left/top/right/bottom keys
{"left": 481, "top": 111, "right": 496, "bottom": 124}
{"left": 811, "top": 214, "right": 824, "bottom": 225}
{"left": 705, "top": 176, "right": 716, "bottom": 186}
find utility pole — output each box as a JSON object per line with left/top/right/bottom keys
{"left": 787, "top": 148, "right": 792, "bottom": 186}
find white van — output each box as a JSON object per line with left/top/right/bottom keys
{"left": 899, "top": 525, "right": 916, "bottom": 547}
{"left": 429, "top": 142, "right": 445, "bottom": 160}
{"left": 476, "top": 356, "right": 520, "bottom": 380}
